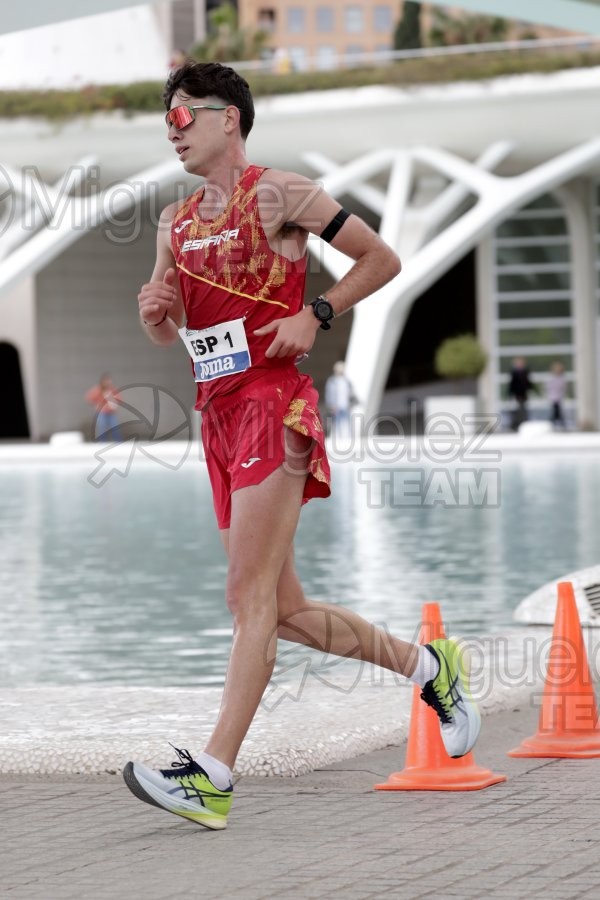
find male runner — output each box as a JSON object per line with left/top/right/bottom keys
{"left": 123, "top": 62, "right": 481, "bottom": 830}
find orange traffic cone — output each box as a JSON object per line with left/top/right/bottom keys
{"left": 375, "top": 602, "right": 506, "bottom": 791}
{"left": 509, "top": 581, "right": 600, "bottom": 758}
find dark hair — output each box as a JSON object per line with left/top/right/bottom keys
{"left": 163, "top": 61, "right": 255, "bottom": 139}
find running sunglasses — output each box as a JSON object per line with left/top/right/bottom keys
{"left": 165, "top": 104, "right": 228, "bottom": 130}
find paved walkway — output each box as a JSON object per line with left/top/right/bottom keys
{"left": 4, "top": 702, "right": 600, "bottom": 900}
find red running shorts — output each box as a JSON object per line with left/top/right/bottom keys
{"left": 200, "top": 369, "right": 331, "bottom": 529}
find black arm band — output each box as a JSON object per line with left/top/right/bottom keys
{"left": 320, "top": 208, "right": 350, "bottom": 244}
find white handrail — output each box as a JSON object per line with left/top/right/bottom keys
{"left": 230, "top": 35, "right": 600, "bottom": 74}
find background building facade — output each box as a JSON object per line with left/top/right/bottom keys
{"left": 1, "top": 1, "right": 600, "bottom": 438}
{"left": 238, "top": 1, "right": 575, "bottom": 72}
{"left": 239, "top": 0, "right": 397, "bottom": 70}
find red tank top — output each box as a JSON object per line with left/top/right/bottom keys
{"left": 171, "top": 164, "right": 307, "bottom": 409}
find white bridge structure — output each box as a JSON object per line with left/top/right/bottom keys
{"left": 2, "top": 0, "right": 600, "bottom": 437}
{"left": 304, "top": 138, "right": 600, "bottom": 424}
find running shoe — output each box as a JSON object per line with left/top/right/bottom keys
{"left": 123, "top": 746, "right": 233, "bottom": 830}
{"left": 420, "top": 638, "right": 481, "bottom": 758}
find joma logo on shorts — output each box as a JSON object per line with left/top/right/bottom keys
{"left": 182, "top": 229, "right": 240, "bottom": 252}
{"left": 198, "top": 356, "right": 236, "bottom": 378}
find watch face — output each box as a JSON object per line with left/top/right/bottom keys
{"left": 315, "top": 300, "right": 333, "bottom": 320}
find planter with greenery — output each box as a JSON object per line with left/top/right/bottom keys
{"left": 434, "top": 333, "right": 488, "bottom": 385}
{"left": 2, "top": 48, "right": 600, "bottom": 123}
{"left": 425, "top": 333, "right": 488, "bottom": 434}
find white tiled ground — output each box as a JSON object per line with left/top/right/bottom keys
{"left": 0, "top": 630, "right": 553, "bottom": 777}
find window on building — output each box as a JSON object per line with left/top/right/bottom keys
{"left": 374, "top": 4, "right": 392, "bottom": 33}
{"left": 288, "top": 46, "right": 308, "bottom": 71}
{"left": 493, "top": 194, "right": 576, "bottom": 422}
{"left": 344, "top": 5, "right": 363, "bottom": 33}
{"left": 316, "top": 45, "right": 336, "bottom": 70}
{"left": 316, "top": 6, "right": 334, "bottom": 33}
{"left": 346, "top": 44, "right": 365, "bottom": 66}
{"left": 287, "top": 6, "right": 306, "bottom": 34}
{"left": 258, "top": 8, "right": 276, "bottom": 33}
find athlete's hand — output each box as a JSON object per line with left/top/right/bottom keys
{"left": 138, "top": 268, "right": 177, "bottom": 325}
{"left": 255, "top": 308, "right": 320, "bottom": 359}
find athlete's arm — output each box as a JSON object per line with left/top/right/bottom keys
{"left": 138, "top": 203, "right": 186, "bottom": 347}
{"left": 255, "top": 169, "right": 401, "bottom": 359}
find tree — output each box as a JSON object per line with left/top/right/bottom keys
{"left": 394, "top": 1, "right": 422, "bottom": 51}
{"left": 428, "top": 8, "right": 508, "bottom": 47}
{"left": 192, "top": 2, "right": 267, "bottom": 63}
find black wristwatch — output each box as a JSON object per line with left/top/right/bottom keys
{"left": 309, "top": 296, "right": 335, "bottom": 331}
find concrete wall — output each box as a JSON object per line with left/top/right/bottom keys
{"left": 0, "top": 5, "right": 169, "bottom": 89}
{"left": 35, "top": 205, "right": 194, "bottom": 441}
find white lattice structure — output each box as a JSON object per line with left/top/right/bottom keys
{"left": 0, "top": 159, "right": 182, "bottom": 292}
{"left": 2, "top": 132, "right": 600, "bottom": 435}
{"left": 304, "top": 139, "right": 600, "bottom": 425}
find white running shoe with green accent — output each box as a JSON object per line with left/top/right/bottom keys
{"left": 123, "top": 746, "right": 232, "bottom": 830}
{"left": 420, "top": 638, "right": 481, "bottom": 758}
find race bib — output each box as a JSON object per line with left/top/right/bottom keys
{"left": 178, "top": 318, "right": 251, "bottom": 383}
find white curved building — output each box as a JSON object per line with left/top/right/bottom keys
{"left": 1, "top": 3, "right": 600, "bottom": 438}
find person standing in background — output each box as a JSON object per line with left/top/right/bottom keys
{"left": 508, "top": 357, "right": 535, "bottom": 430}
{"left": 85, "top": 373, "right": 122, "bottom": 441}
{"left": 325, "top": 360, "right": 355, "bottom": 437}
{"left": 547, "top": 361, "right": 567, "bottom": 429}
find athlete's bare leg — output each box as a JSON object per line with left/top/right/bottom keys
{"left": 210, "top": 431, "right": 420, "bottom": 770}
{"left": 205, "top": 430, "right": 309, "bottom": 769}
{"left": 275, "top": 549, "right": 419, "bottom": 675}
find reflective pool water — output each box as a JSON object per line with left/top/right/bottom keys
{"left": 1, "top": 453, "right": 599, "bottom": 687}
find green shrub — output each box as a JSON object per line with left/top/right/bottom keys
{"left": 434, "top": 334, "right": 488, "bottom": 380}
{"left": 0, "top": 83, "right": 165, "bottom": 121}
{"left": 2, "top": 48, "right": 600, "bottom": 122}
